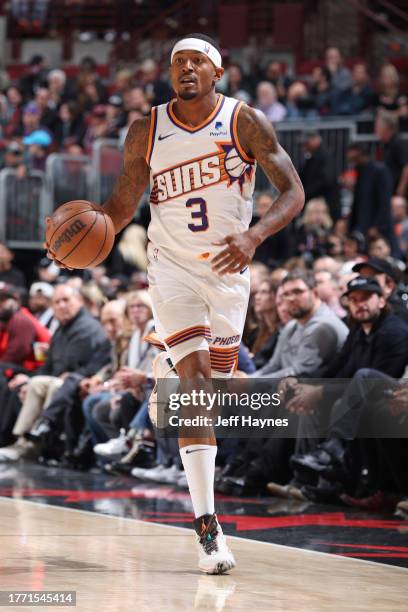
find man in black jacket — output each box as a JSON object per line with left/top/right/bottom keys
{"left": 352, "top": 257, "right": 408, "bottom": 324}
{"left": 299, "top": 130, "right": 341, "bottom": 221}
{"left": 347, "top": 143, "right": 397, "bottom": 253}
{"left": 0, "top": 284, "right": 110, "bottom": 461}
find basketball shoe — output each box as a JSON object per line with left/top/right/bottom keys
{"left": 193, "top": 513, "right": 236, "bottom": 574}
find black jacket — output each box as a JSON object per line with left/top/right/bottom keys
{"left": 299, "top": 146, "right": 341, "bottom": 221}
{"left": 349, "top": 161, "right": 394, "bottom": 245}
{"left": 36, "top": 307, "right": 110, "bottom": 378}
{"left": 322, "top": 311, "right": 408, "bottom": 380}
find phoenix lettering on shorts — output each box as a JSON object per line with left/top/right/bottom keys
{"left": 212, "top": 335, "right": 240, "bottom": 346}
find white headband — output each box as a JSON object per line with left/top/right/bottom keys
{"left": 171, "top": 37, "right": 222, "bottom": 69}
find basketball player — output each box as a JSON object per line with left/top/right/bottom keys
{"left": 48, "top": 34, "right": 304, "bottom": 574}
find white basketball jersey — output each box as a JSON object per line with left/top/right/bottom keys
{"left": 145, "top": 94, "right": 256, "bottom": 261}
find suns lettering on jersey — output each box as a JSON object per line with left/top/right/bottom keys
{"left": 150, "top": 143, "right": 254, "bottom": 205}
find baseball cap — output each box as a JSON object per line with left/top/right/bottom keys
{"left": 352, "top": 257, "right": 399, "bottom": 283}
{"left": 108, "top": 95, "right": 123, "bottom": 108}
{"left": 29, "top": 282, "right": 54, "bottom": 299}
{"left": 6, "top": 141, "right": 23, "bottom": 154}
{"left": 23, "top": 129, "right": 52, "bottom": 147}
{"left": 0, "top": 283, "right": 20, "bottom": 300}
{"left": 342, "top": 276, "right": 383, "bottom": 298}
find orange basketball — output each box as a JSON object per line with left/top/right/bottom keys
{"left": 45, "top": 200, "right": 115, "bottom": 269}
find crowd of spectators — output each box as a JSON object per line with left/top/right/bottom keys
{"left": 0, "top": 45, "right": 407, "bottom": 520}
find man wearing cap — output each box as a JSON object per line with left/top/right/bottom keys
{"left": 49, "top": 32, "right": 304, "bottom": 573}
{"left": 352, "top": 256, "right": 408, "bottom": 324}
{"left": 28, "top": 282, "right": 58, "bottom": 333}
{"left": 268, "top": 275, "right": 408, "bottom": 501}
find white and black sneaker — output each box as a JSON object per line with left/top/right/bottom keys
{"left": 193, "top": 513, "right": 236, "bottom": 575}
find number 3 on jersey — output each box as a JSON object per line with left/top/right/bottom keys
{"left": 186, "top": 197, "right": 209, "bottom": 232}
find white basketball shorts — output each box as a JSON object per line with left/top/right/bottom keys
{"left": 147, "top": 243, "right": 250, "bottom": 374}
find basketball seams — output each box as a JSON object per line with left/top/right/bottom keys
{"left": 84, "top": 212, "right": 109, "bottom": 268}
{"left": 59, "top": 212, "right": 98, "bottom": 263}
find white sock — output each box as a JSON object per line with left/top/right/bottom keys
{"left": 180, "top": 444, "right": 217, "bottom": 518}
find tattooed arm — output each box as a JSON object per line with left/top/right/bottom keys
{"left": 212, "top": 106, "right": 304, "bottom": 275}
{"left": 103, "top": 117, "right": 151, "bottom": 233}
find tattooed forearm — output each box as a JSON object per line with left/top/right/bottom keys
{"left": 104, "top": 117, "right": 150, "bottom": 233}
{"left": 237, "top": 106, "right": 304, "bottom": 244}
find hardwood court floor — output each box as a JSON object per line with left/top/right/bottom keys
{"left": 0, "top": 497, "right": 406, "bottom": 612}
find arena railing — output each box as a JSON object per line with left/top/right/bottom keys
{"left": 0, "top": 168, "right": 51, "bottom": 249}
{"left": 45, "top": 153, "right": 92, "bottom": 210}
{"left": 90, "top": 139, "right": 124, "bottom": 205}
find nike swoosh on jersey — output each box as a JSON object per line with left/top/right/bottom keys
{"left": 185, "top": 448, "right": 209, "bottom": 454}
{"left": 158, "top": 132, "right": 176, "bottom": 141}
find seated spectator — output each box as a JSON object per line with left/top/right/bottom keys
{"left": 28, "top": 281, "right": 58, "bottom": 333}
{"left": 0, "top": 284, "right": 110, "bottom": 461}
{"left": 123, "top": 87, "right": 151, "bottom": 115}
{"left": 253, "top": 270, "right": 348, "bottom": 378}
{"left": 324, "top": 46, "right": 352, "bottom": 91}
{"left": 138, "top": 59, "right": 172, "bottom": 106}
{"left": 36, "top": 257, "right": 60, "bottom": 284}
{"left": 255, "top": 82, "right": 286, "bottom": 122}
{"left": 247, "top": 279, "right": 281, "bottom": 369}
{"left": 53, "top": 102, "right": 85, "bottom": 151}
{"left": 76, "top": 73, "right": 105, "bottom": 114}
{"left": 18, "top": 54, "right": 48, "bottom": 100}
{"left": 47, "top": 69, "right": 68, "bottom": 108}
{"left": 309, "top": 66, "right": 333, "bottom": 116}
{"left": 82, "top": 105, "right": 110, "bottom": 154}
{"left": 262, "top": 61, "right": 292, "bottom": 103}
{"left": 375, "top": 111, "right": 408, "bottom": 197}
{"left": 112, "top": 68, "right": 134, "bottom": 96}
{"left": 367, "top": 234, "right": 391, "bottom": 259}
{"left": 0, "top": 141, "right": 26, "bottom": 175}
{"left": 285, "top": 81, "right": 317, "bottom": 120}
{"left": 250, "top": 191, "right": 293, "bottom": 266}
{"left": 299, "top": 129, "right": 341, "bottom": 221}
{"left": 295, "top": 198, "right": 333, "bottom": 258}
{"left": 23, "top": 128, "right": 52, "bottom": 171}
{"left": 33, "top": 86, "right": 58, "bottom": 132}
{"left": 391, "top": 196, "right": 408, "bottom": 252}
{"left": 374, "top": 63, "right": 404, "bottom": 114}
{"left": 223, "top": 63, "right": 251, "bottom": 103}
{"left": 331, "top": 63, "right": 375, "bottom": 115}
{"left": 105, "top": 95, "right": 125, "bottom": 139}
{"left": 314, "top": 270, "right": 346, "bottom": 318}
{"left": 1, "top": 86, "right": 23, "bottom": 137}
{"left": 343, "top": 230, "right": 366, "bottom": 262}
{"left": 0, "top": 243, "right": 25, "bottom": 287}
{"left": 352, "top": 257, "right": 408, "bottom": 324}
{"left": 0, "top": 283, "right": 43, "bottom": 369}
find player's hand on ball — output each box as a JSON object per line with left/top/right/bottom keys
{"left": 211, "top": 231, "right": 257, "bottom": 275}
{"left": 44, "top": 217, "right": 74, "bottom": 270}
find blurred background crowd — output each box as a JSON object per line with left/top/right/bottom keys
{"left": 0, "top": 0, "right": 407, "bottom": 519}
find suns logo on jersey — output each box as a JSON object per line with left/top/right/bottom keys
{"left": 150, "top": 143, "right": 254, "bottom": 204}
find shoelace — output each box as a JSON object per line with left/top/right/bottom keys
{"left": 199, "top": 517, "right": 219, "bottom": 555}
